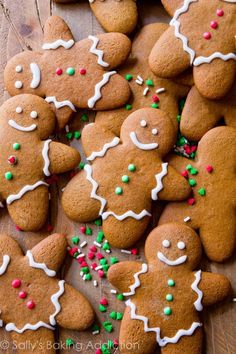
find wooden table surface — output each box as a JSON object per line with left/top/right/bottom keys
{"left": 0, "top": 0, "right": 235, "bottom": 353}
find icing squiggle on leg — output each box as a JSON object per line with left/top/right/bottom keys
{"left": 45, "top": 96, "right": 77, "bottom": 112}
{"left": 84, "top": 164, "right": 107, "bottom": 214}
{"left": 191, "top": 270, "right": 203, "bottom": 311}
{"left": 49, "top": 280, "right": 65, "bottom": 325}
{"left": 6, "top": 181, "right": 49, "bottom": 205}
{"left": 87, "top": 71, "right": 116, "bottom": 108}
{"left": 102, "top": 210, "right": 151, "bottom": 221}
{"left": 151, "top": 163, "right": 168, "bottom": 201}
{"left": 42, "top": 139, "right": 52, "bottom": 177}
{"left": 5, "top": 321, "right": 54, "bottom": 333}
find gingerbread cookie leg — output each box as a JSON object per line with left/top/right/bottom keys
{"left": 161, "top": 327, "right": 203, "bottom": 354}
{"left": 7, "top": 186, "right": 49, "bottom": 231}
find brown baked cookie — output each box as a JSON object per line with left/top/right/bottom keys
{"left": 95, "top": 23, "right": 190, "bottom": 136}
{"left": 4, "top": 16, "right": 131, "bottom": 129}
{"left": 180, "top": 83, "right": 236, "bottom": 141}
{"left": 62, "top": 108, "right": 191, "bottom": 248}
{"left": 0, "top": 94, "right": 80, "bottom": 231}
{"left": 149, "top": 0, "right": 236, "bottom": 100}
{"left": 108, "top": 223, "right": 231, "bottom": 354}
{"left": 0, "top": 233, "right": 94, "bottom": 354}
{"left": 159, "top": 126, "right": 236, "bottom": 262}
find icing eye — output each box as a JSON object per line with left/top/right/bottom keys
{"left": 15, "top": 107, "right": 23, "bottom": 114}
{"left": 30, "top": 111, "right": 38, "bottom": 119}
{"left": 140, "top": 120, "right": 147, "bottom": 127}
{"left": 177, "top": 241, "right": 186, "bottom": 250}
{"left": 15, "top": 81, "right": 23, "bottom": 89}
{"left": 162, "top": 239, "right": 170, "bottom": 248}
{"left": 152, "top": 128, "right": 158, "bottom": 135}
{"left": 15, "top": 65, "right": 23, "bottom": 73}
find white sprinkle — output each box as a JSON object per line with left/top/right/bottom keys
{"left": 94, "top": 241, "right": 102, "bottom": 248}
{"left": 92, "top": 330, "right": 100, "bottom": 335}
{"left": 110, "top": 289, "right": 117, "bottom": 294}
{"left": 106, "top": 250, "right": 111, "bottom": 253}
{"left": 77, "top": 253, "right": 85, "bottom": 258}
{"left": 80, "top": 241, "right": 87, "bottom": 248}
{"left": 0, "top": 319, "right": 3, "bottom": 327}
{"left": 143, "top": 87, "right": 149, "bottom": 96}
{"left": 135, "top": 79, "right": 143, "bottom": 85}
{"left": 121, "top": 249, "right": 131, "bottom": 254}
{"left": 140, "top": 119, "right": 147, "bottom": 127}
{"left": 184, "top": 216, "right": 191, "bottom": 222}
{"left": 156, "top": 88, "right": 166, "bottom": 94}
{"left": 95, "top": 265, "right": 103, "bottom": 271}
{"left": 93, "top": 280, "right": 98, "bottom": 287}
{"left": 232, "top": 298, "right": 236, "bottom": 302}
{"left": 80, "top": 271, "right": 83, "bottom": 277}
{"left": 137, "top": 75, "right": 143, "bottom": 83}
{"left": 83, "top": 275, "right": 87, "bottom": 281}
{"left": 61, "top": 187, "right": 65, "bottom": 192}
{"left": 65, "top": 125, "right": 70, "bottom": 133}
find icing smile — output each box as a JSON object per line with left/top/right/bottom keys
{"left": 8, "top": 119, "right": 37, "bottom": 132}
{"left": 130, "top": 131, "right": 158, "bottom": 150}
{"left": 157, "top": 251, "right": 187, "bottom": 266}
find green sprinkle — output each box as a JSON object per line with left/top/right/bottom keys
{"left": 128, "top": 164, "right": 136, "bottom": 172}
{"left": 168, "top": 279, "right": 175, "bottom": 287}
{"left": 109, "top": 311, "right": 117, "bottom": 320}
{"left": 189, "top": 179, "right": 197, "bottom": 187}
{"left": 107, "top": 340, "right": 114, "bottom": 349}
{"left": 198, "top": 188, "right": 206, "bottom": 196}
{"left": 97, "top": 230, "right": 105, "bottom": 243}
{"left": 151, "top": 103, "right": 159, "bottom": 109}
{"left": 99, "top": 304, "right": 107, "bottom": 312}
{"left": 186, "top": 164, "right": 192, "bottom": 171}
{"left": 74, "top": 131, "right": 81, "bottom": 139}
{"left": 102, "top": 242, "right": 110, "bottom": 251}
{"left": 146, "top": 79, "right": 154, "bottom": 86}
{"left": 179, "top": 137, "right": 186, "bottom": 146}
{"left": 81, "top": 267, "right": 89, "bottom": 274}
{"left": 5, "top": 172, "right": 13, "bottom": 180}
{"left": 125, "top": 104, "right": 132, "bottom": 110}
{"left": 179, "top": 98, "right": 186, "bottom": 112}
{"left": 66, "top": 67, "right": 75, "bottom": 75}
{"left": 85, "top": 227, "right": 92, "bottom": 235}
{"left": 166, "top": 294, "right": 173, "bottom": 302}
{"left": 116, "top": 312, "right": 123, "bottom": 320}
{"left": 66, "top": 132, "right": 73, "bottom": 140}
{"left": 100, "top": 258, "right": 107, "bottom": 265}
{"left": 110, "top": 256, "right": 119, "bottom": 264}
{"left": 125, "top": 74, "right": 133, "bottom": 81}
{"left": 13, "top": 143, "right": 20, "bottom": 150}
{"left": 115, "top": 187, "right": 123, "bottom": 195}
{"left": 190, "top": 152, "right": 196, "bottom": 159}
{"left": 164, "top": 307, "right": 172, "bottom": 316}
{"left": 71, "top": 236, "right": 80, "bottom": 245}
{"left": 94, "top": 219, "right": 102, "bottom": 226}
{"left": 190, "top": 168, "right": 198, "bottom": 175}
{"left": 102, "top": 343, "right": 111, "bottom": 354}
{"left": 79, "top": 162, "right": 85, "bottom": 169}
{"left": 121, "top": 175, "right": 129, "bottom": 183}
{"left": 102, "top": 264, "right": 110, "bottom": 272}
{"left": 84, "top": 273, "right": 92, "bottom": 281}
{"left": 117, "top": 294, "right": 124, "bottom": 301}
{"left": 73, "top": 251, "right": 79, "bottom": 258}
{"left": 81, "top": 113, "right": 88, "bottom": 122}
{"left": 176, "top": 115, "right": 181, "bottom": 123}
{"left": 103, "top": 321, "right": 113, "bottom": 333}
{"left": 92, "top": 324, "right": 100, "bottom": 332}
{"left": 66, "top": 338, "right": 74, "bottom": 347}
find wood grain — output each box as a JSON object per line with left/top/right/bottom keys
{"left": 0, "top": 0, "right": 235, "bottom": 353}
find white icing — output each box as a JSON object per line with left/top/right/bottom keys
{"left": 15, "top": 81, "right": 23, "bottom": 89}
{"left": 30, "top": 111, "right": 38, "bottom": 119}
{"left": 156, "top": 88, "right": 165, "bottom": 94}
{"left": 49, "top": 280, "right": 65, "bottom": 325}
{"left": 42, "top": 139, "right": 52, "bottom": 177}
{"left": 0, "top": 255, "right": 10, "bottom": 275}
{"left": 102, "top": 210, "right": 151, "bottom": 221}
{"left": 16, "top": 107, "right": 23, "bottom": 113}
{"left": 88, "top": 35, "right": 109, "bottom": 67}
{"left": 6, "top": 181, "right": 49, "bottom": 205}
{"left": 88, "top": 71, "right": 116, "bottom": 108}
{"left": 151, "top": 163, "right": 168, "bottom": 201}
{"left": 152, "top": 128, "right": 158, "bottom": 135}
{"left": 162, "top": 240, "right": 170, "bottom": 248}
{"left": 157, "top": 251, "right": 187, "bottom": 266}
{"left": 87, "top": 137, "right": 120, "bottom": 161}
{"left": 123, "top": 263, "right": 148, "bottom": 296}
{"left": 15, "top": 65, "right": 23, "bottom": 73}
{"left": 140, "top": 120, "right": 147, "bottom": 127}
{"left": 177, "top": 241, "right": 186, "bottom": 250}
{"left": 130, "top": 132, "right": 158, "bottom": 150}
{"left": 84, "top": 164, "right": 107, "bottom": 215}
{"left": 42, "top": 39, "right": 75, "bottom": 50}
{"left": 5, "top": 321, "right": 54, "bottom": 333}
{"left": 193, "top": 52, "right": 236, "bottom": 66}
{"left": 8, "top": 119, "right": 37, "bottom": 132}
{"left": 45, "top": 96, "right": 77, "bottom": 112}
{"left": 26, "top": 250, "right": 56, "bottom": 277}
{"left": 126, "top": 299, "right": 202, "bottom": 347}
{"left": 30, "top": 63, "right": 41, "bottom": 89}
{"left": 191, "top": 270, "right": 203, "bottom": 311}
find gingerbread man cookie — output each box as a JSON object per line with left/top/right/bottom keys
{"left": 0, "top": 233, "right": 94, "bottom": 354}
{"left": 180, "top": 83, "right": 236, "bottom": 141}
{"left": 0, "top": 94, "right": 80, "bottom": 231}
{"left": 62, "top": 108, "right": 191, "bottom": 248}
{"left": 95, "top": 23, "right": 190, "bottom": 136}
{"left": 4, "top": 16, "right": 131, "bottom": 129}
{"left": 108, "top": 223, "right": 231, "bottom": 354}
{"left": 159, "top": 126, "right": 236, "bottom": 262}
{"left": 149, "top": 0, "right": 236, "bottom": 100}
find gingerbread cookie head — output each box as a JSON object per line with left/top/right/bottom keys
{"left": 0, "top": 94, "right": 80, "bottom": 231}
{"left": 0, "top": 233, "right": 94, "bottom": 351}
{"left": 150, "top": 0, "right": 236, "bottom": 99}
{"left": 4, "top": 16, "right": 131, "bottom": 129}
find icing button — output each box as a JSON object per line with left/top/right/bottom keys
{"left": 166, "top": 294, "right": 173, "bottom": 302}
{"left": 13, "top": 143, "right": 21, "bottom": 151}
{"left": 210, "top": 21, "right": 218, "bottom": 29}
{"left": 8, "top": 156, "right": 17, "bottom": 165}
{"left": 5, "top": 172, "right": 13, "bottom": 180}
{"left": 79, "top": 68, "right": 86, "bottom": 75}
{"left": 12, "top": 279, "right": 21, "bottom": 288}
{"left": 121, "top": 175, "right": 129, "bottom": 183}
{"left": 167, "top": 279, "right": 175, "bottom": 287}
{"left": 128, "top": 164, "right": 136, "bottom": 172}
{"left": 56, "top": 68, "right": 63, "bottom": 75}
{"left": 26, "top": 300, "right": 35, "bottom": 310}
{"left": 19, "top": 291, "right": 27, "bottom": 299}
{"left": 66, "top": 67, "right": 75, "bottom": 76}
{"left": 164, "top": 307, "right": 172, "bottom": 316}
{"left": 203, "top": 32, "right": 211, "bottom": 40}
{"left": 216, "top": 9, "right": 224, "bottom": 17}
{"left": 115, "top": 187, "right": 123, "bottom": 195}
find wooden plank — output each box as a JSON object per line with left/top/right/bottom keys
{"left": 0, "top": 0, "right": 235, "bottom": 353}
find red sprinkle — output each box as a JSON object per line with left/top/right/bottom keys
{"left": 131, "top": 248, "right": 138, "bottom": 255}
{"left": 96, "top": 252, "right": 104, "bottom": 260}
{"left": 187, "top": 198, "right": 195, "bottom": 206}
{"left": 88, "top": 251, "right": 95, "bottom": 260}
{"left": 206, "top": 165, "right": 213, "bottom": 173}
{"left": 47, "top": 224, "right": 53, "bottom": 232}
{"left": 191, "top": 145, "right": 197, "bottom": 152}
{"left": 15, "top": 225, "right": 22, "bottom": 231}
{"left": 152, "top": 95, "right": 159, "bottom": 103}
{"left": 80, "top": 261, "right": 88, "bottom": 268}
{"left": 12, "top": 279, "right": 21, "bottom": 288}
{"left": 113, "top": 339, "right": 119, "bottom": 347}
{"left": 185, "top": 146, "right": 192, "bottom": 155}
{"left": 27, "top": 300, "right": 35, "bottom": 310}
{"left": 56, "top": 68, "right": 63, "bottom": 75}
{"left": 91, "top": 262, "right": 98, "bottom": 270}
{"left": 95, "top": 350, "right": 102, "bottom": 354}
{"left": 203, "top": 32, "right": 211, "bottom": 40}
{"left": 19, "top": 291, "right": 27, "bottom": 299}
{"left": 79, "top": 68, "right": 86, "bottom": 75}
{"left": 69, "top": 247, "right": 78, "bottom": 257}
{"left": 216, "top": 9, "right": 224, "bottom": 16}
{"left": 80, "top": 226, "right": 86, "bottom": 234}
{"left": 100, "top": 298, "right": 108, "bottom": 306}
{"left": 98, "top": 270, "right": 105, "bottom": 278}
{"left": 89, "top": 245, "right": 97, "bottom": 253}
{"left": 181, "top": 170, "right": 188, "bottom": 178}
{"left": 77, "top": 256, "right": 85, "bottom": 263}
{"left": 210, "top": 21, "right": 218, "bottom": 29}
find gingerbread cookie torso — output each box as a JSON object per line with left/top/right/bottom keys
{"left": 0, "top": 233, "right": 94, "bottom": 354}
{"left": 4, "top": 16, "right": 131, "bottom": 129}
{"left": 0, "top": 94, "right": 80, "bottom": 231}
{"left": 150, "top": 0, "right": 236, "bottom": 99}
{"left": 108, "top": 223, "right": 231, "bottom": 354}
{"left": 62, "top": 108, "right": 191, "bottom": 248}
{"left": 159, "top": 126, "right": 236, "bottom": 262}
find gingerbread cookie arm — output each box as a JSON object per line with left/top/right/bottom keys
{"left": 161, "top": 0, "right": 185, "bottom": 16}
{"left": 0, "top": 234, "right": 23, "bottom": 259}
{"left": 46, "top": 101, "right": 76, "bottom": 131}
{"left": 47, "top": 141, "right": 80, "bottom": 174}
{"left": 43, "top": 16, "right": 74, "bottom": 48}
{"left": 56, "top": 283, "right": 94, "bottom": 330}
{"left": 199, "top": 272, "right": 231, "bottom": 307}
{"left": 108, "top": 261, "right": 145, "bottom": 293}
{"left": 29, "top": 233, "right": 67, "bottom": 273}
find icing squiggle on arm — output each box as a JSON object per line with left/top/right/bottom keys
{"left": 84, "top": 164, "right": 107, "bottom": 214}
{"left": 123, "top": 263, "right": 148, "bottom": 296}
{"left": 49, "top": 280, "right": 65, "bottom": 325}
{"left": 102, "top": 210, "right": 151, "bottom": 221}
{"left": 30, "top": 63, "right": 41, "bottom": 89}
{"left": 6, "top": 181, "right": 49, "bottom": 205}
{"left": 87, "top": 137, "right": 120, "bottom": 161}
{"left": 191, "top": 270, "right": 203, "bottom": 311}
{"left": 26, "top": 250, "right": 56, "bottom": 277}
{"left": 151, "top": 162, "right": 168, "bottom": 201}
{"left": 42, "top": 39, "right": 75, "bottom": 50}
{"left": 0, "top": 255, "right": 10, "bottom": 275}
{"left": 5, "top": 321, "right": 54, "bottom": 333}
{"left": 88, "top": 71, "right": 116, "bottom": 108}
{"left": 45, "top": 96, "right": 77, "bottom": 112}
{"left": 193, "top": 52, "right": 236, "bottom": 66}
{"left": 42, "top": 139, "right": 52, "bottom": 177}
{"left": 88, "top": 35, "right": 109, "bottom": 67}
